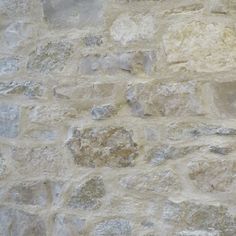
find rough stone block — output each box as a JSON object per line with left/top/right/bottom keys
{"left": 0, "top": 104, "right": 20, "bottom": 138}
{"left": 66, "top": 127, "right": 138, "bottom": 167}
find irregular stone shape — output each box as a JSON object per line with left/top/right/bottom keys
{"left": 188, "top": 160, "right": 236, "bottom": 192}
{"left": 0, "top": 58, "right": 19, "bottom": 76}
{"left": 27, "top": 41, "right": 73, "bottom": 73}
{"left": 146, "top": 145, "right": 201, "bottom": 165}
{"left": 0, "top": 207, "right": 46, "bottom": 236}
{"left": 213, "top": 81, "right": 236, "bottom": 118}
{"left": 26, "top": 129, "right": 57, "bottom": 141}
{"left": 1, "top": 180, "right": 63, "bottom": 206}
{"left": 110, "top": 14, "right": 155, "bottom": 45}
{"left": 84, "top": 35, "right": 103, "bottom": 47}
{"left": 52, "top": 214, "right": 86, "bottom": 236}
{"left": 66, "top": 127, "right": 138, "bottom": 167}
{"left": 42, "top": 0, "right": 104, "bottom": 28}
{"left": 126, "top": 81, "right": 203, "bottom": 117}
{"left": 176, "top": 230, "right": 220, "bottom": 236}
{"left": 164, "top": 4, "right": 204, "bottom": 15}
{"left": 163, "top": 21, "right": 236, "bottom": 72}
{"left": 0, "top": 104, "right": 20, "bottom": 138}
{"left": 0, "top": 155, "right": 7, "bottom": 180}
{"left": 79, "top": 51, "right": 156, "bottom": 75}
{"left": 29, "top": 105, "right": 77, "bottom": 123}
{"left": 11, "top": 146, "right": 69, "bottom": 177}
{"left": 93, "top": 218, "right": 131, "bottom": 236}
{"left": 91, "top": 104, "right": 116, "bottom": 120}
{"left": 67, "top": 176, "right": 105, "bottom": 210}
{"left": 167, "top": 122, "right": 236, "bottom": 141}
{"left": 207, "top": 0, "right": 228, "bottom": 14}
{"left": 2, "top": 21, "right": 33, "bottom": 49}
{"left": 0, "top": 81, "right": 43, "bottom": 98}
{"left": 209, "top": 146, "right": 232, "bottom": 155}
{"left": 120, "top": 169, "right": 180, "bottom": 194}
{"left": 162, "top": 200, "right": 235, "bottom": 232}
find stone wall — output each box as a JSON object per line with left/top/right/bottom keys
{"left": 0, "top": 0, "right": 236, "bottom": 235}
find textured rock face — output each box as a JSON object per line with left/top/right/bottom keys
{"left": 1, "top": 0, "right": 236, "bottom": 235}
{"left": 67, "top": 127, "right": 138, "bottom": 167}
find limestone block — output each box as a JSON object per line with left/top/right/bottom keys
{"left": 52, "top": 214, "right": 86, "bottom": 236}
{"left": 79, "top": 51, "right": 156, "bottom": 75}
{"left": 207, "top": 0, "right": 229, "bottom": 14}
{"left": 0, "top": 207, "right": 46, "bottom": 236}
{"left": 120, "top": 169, "right": 181, "bottom": 194}
{"left": 27, "top": 41, "right": 73, "bottom": 74}
{"left": 0, "top": 58, "right": 19, "bottom": 76}
{"left": 66, "top": 127, "right": 138, "bottom": 167}
{"left": 163, "top": 21, "right": 236, "bottom": 72}
{"left": 42, "top": 0, "right": 104, "bottom": 28}
{"left": 1, "top": 180, "right": 63, "bottom": 206}
{"left": 66, "top": 176, "right": 105, "bottom": 210}
{"left": 91, "top": 104, "right": 116, "bottom": 120}
{"left": 0, "top": 104, "right": 20, "bottom": 138}
{"left": 110, "top": 14, "right": 155, "bottom": 45}
{"left": 188, "top": 160, "right": 236, "bottom": 192}
{"left": 0, "top": 81, "right": 44, "bottom": 98}
{"left": 126, "top": 81, "right": 203, "bottom": 117}
{"left": 93, "top": 218, "right": 131, "bottom": 236}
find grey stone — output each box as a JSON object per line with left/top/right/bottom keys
{"left": 0, "top": 58, "right": 19, "bottom": 75}
{"left": 0, "top": 81, "right": 43, "bottom": 98}
{"left": 67, "top": 176, "right": 105, "bottom": 210}
{"left": 27, "top": 41, "right": 73, "bottom": 73}
{"left": 79, "top": 51, "right": 156, "bottom": 75}
{"left": 209, "top": 146, "right": 232, "bottom": 155}
{"left": 84, "top": 35, "right": 103, "bottom": 47}
{"left": 0, "top": 207, "right": 46, "bottom": 236}
{"left": 162, "top": 200, "right": 235, "bottom": 231}
{"left": 176, "top": 230, "right": 220, "bottom": 236}
{"left": 2, "top": 180, "right": 63, "bottom": 206}
{"left": 91, "top": 104, "right": 116, "bottom": 120}
{"left": 52, "top": 214, "right": 86, "bottom": 236}
{"left": 66, "top": 127, "right": 138, "bottom": 167}
{"left": 0, "top": 104, "right": 20, "bottom": 138}
{"left": 94, "top": 218, "right": 131, "bottom": 236}
{"left": 42, "top": 0, "right": 104, "bottom": 28}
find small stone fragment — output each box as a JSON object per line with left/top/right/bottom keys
{"left": 209, "top": 146, "right": 232, "bottom": 155}
{"left": 84, "top": 35, "right": 103, "bottom": 47}
{"left": 91, "top": 104, "right": 116, "bottom": 120}
{"left": 207, "top": 0, "right": 228, "bottom": 14}
{"left": 93, "top": 218, "right": 131, "bottom": 236}
{"left": 177, "top": 230, "right": 220, "bottom": 236}
{"left": 67, "top": 176, "right": 105, "bottom": 210}
{"left": 0, "top": 58, "right": 19, "bottom": 76}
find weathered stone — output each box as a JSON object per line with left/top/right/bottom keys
{"left": 66, "top": 127, "right": 138, "bottom": 167}
{"left": 67, "top": 176, "right": 105, "bottom": 210}
{"left": 146, "top": 145, "right": 201, "bottom": 165}
{"left": 0, "top": 104, "right": 20, "bottom": 138}
{"left": 126, "top": 81, "right": 203, "bottom": 117}
{"left": 163, "top": 21, "right": 236, "bottom": 72}
{"left": 213, "top": 81, "right": 236, "bottom": 118}
{"left": 207, "top": 0, "right": 228, "bottom": 14}
{"left": 0, "top": 207, "right": 46, "bottom": 236}
{"left": 110, "top": 14, "right": 155, "bottom": 45}
{"left": 84, "top": 35, "right": 103, "bottom": 47}
{"left": 42, "top": 0, "right": 104, "bottom": 28}
{"left": 52, "top": 214, "right": 86, "bottom": 236}
{"left": 0, "top": 81, "right": 43, "bottom": 98}
{"left": 1, "top": 180, "right": 63, "bottom": 206}
{"left": 0, "top": 58, "right": 19, "bottom": 76}
{"left": 209, "top": 146, "right": 232, "bottom": 155}
{"left": 0, "top": 155, "right": 7, "bottom": 180}
{"left": 2, "top": 21, "right": 33, "bottom": 49}
{"left": 162, "top": 200, "right": 235, "bottom": 231}
{"left": 188, "top": 160, "right": 236, "bottom": 192}
{"left": 27, "top": 41, "right": 73, "bottom": 73}
{"left": 29, "top": 105, "right": 77, "bottom": 123}
{"left": 167, "top": 122, "right": 236, "bottom": 141}
{"left": 176, "top": 230, "right": 220, "bottom": 236}
{"left": 164, "top": 4, "right": 204, "bottom": 15}
{"left": 11, "top": 146, "right": 69, "bottom": 177}
{"left": 93, "top": 218, "right": 131, "bottom": 236}
{"left": 120, "top": 169, "right": 180, "bottom": 194}
{"left": 26, "top": 129, "right": 57, "bottom": 141}
{"left": 79, "top": 51, "right": 156, "bottom": 75}
{"left": 91, "top": 104, "right": 116, "bottom": 120}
